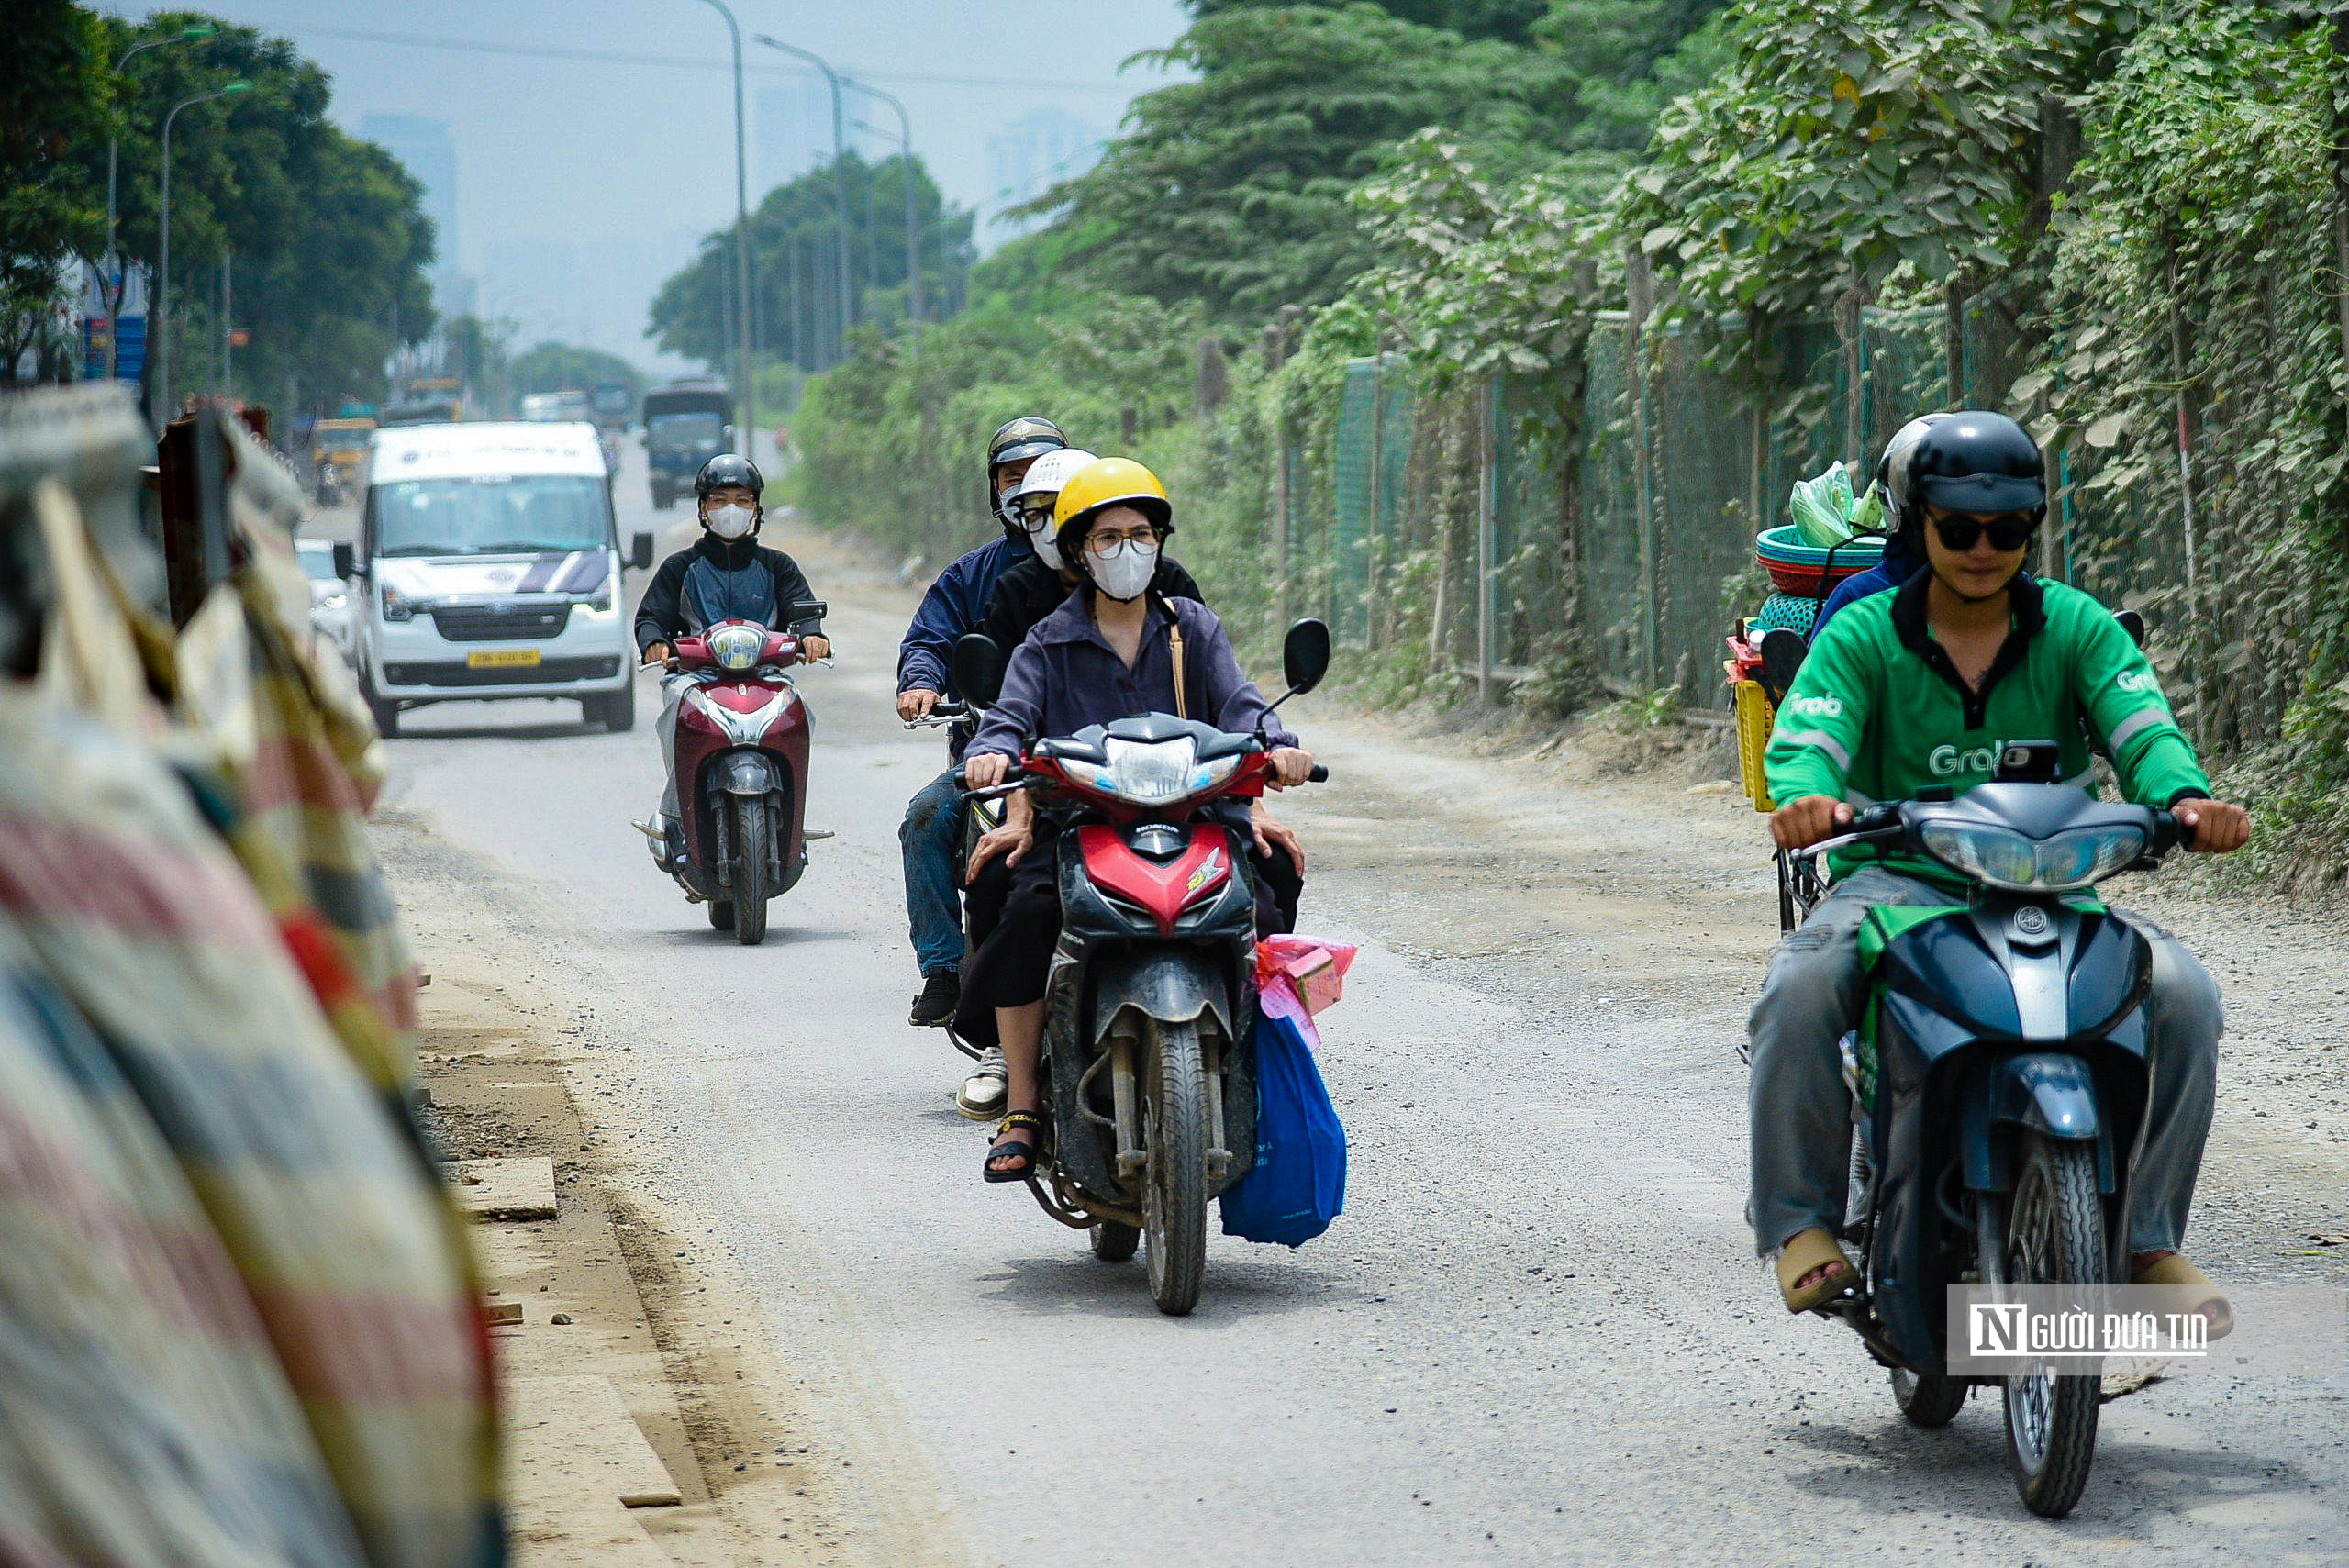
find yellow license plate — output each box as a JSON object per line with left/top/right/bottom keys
{"left": 466, "top": 648, "right": 541, "bottom": 669}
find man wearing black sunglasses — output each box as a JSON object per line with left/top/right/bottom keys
{"left": 1745, "top": 411, "right": 2249, "bottom": 1319}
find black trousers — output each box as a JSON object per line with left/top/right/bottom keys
{"left": 952, "top": 817, "right": 1304, "bottom": 1050}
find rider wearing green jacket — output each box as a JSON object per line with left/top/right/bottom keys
{"left": 1747, "top": 412, "right": 2249, "bottom": 1318}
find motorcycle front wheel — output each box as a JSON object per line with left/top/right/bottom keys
{"left": 1141, "top": 1017, "right": 1208, "bottom": 1316}
{"left": 729, "top": 796, "right": 770, "bottom": 945}
{"left": 1988, "top": 1133, "right": 2104, "bottom": 1518}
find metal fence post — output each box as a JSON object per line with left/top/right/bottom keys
{"left": 1476, "top": 378, "right": 1497, "bottom": 703}
{"left": 1627, "top": 250, "right": 1660, "bottom": 691}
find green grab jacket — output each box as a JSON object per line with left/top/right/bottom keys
{"left": 1763, "top": 569, "right": 2212, "bottom": 890}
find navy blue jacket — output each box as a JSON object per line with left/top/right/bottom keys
{"left": 1809, "top": 530, "right": 1923, "bottom": 642}
{"left": 897, "top": 536, "right": 1025, "bottom": 698}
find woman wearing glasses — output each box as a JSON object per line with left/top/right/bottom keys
{"left": 957, "top": 458, "right": 1315, "bottom": 1184}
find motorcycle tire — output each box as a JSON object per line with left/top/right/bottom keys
{"left": 1989, "top": 1133, "right": 2104, "bottom": 1518}
{"left": 1890, "top": 1367, "right": 1967, "bottom": 1428}
{"left": 707, "top": 899, "right": 735, "bottom": 931}
{"left": 1141, "top": 1016, "right": 1208, "bottom": 1316}
{"left": 1090, "top": 1220, "right": 1140, "bottom": 1262}
{"left": 729, "top": 796, "right": 770, "bottom": 946}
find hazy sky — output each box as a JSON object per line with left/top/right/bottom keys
{"left": 97, "top": 1, "right": 1193, "bottom": 365}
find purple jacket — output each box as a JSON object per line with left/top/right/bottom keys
{"left": 970, "top": 592, "right": 1299, "bottom": 766}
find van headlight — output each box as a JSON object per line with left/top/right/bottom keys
{"left": 709, "top": 625, "right": 763, "bottom": 671}
{"left": 1918, "top": 821, "right": 2147, "bottom": 892}
{"left": 381, "top": 583, "right": 419, "bottom": 622}
{"left": 579, "top": 583, "right": 617, "bottom": 617}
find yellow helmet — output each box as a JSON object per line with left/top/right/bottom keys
{"left": 1052, "top": 457, "right": 1173, "bottom": 560}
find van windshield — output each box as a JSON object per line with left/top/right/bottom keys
{"left": 374, "top": 473, "right": 609, "bottom": 556}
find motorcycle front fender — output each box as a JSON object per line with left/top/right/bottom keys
{"left": 1087, "top": 946, "right": 1232, "bottom": 1047}
{"left": 1960, "top": 1051, "right": 2115, "bottom": 1195}
{"left": 716, "top": 749, "right": 780, "bottom": 797}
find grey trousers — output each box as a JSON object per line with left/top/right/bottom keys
{"left": 651, "top": 673, "right": 694, "bottom": 824}
{"left": 1745, "top": 867, "right": 2221, "bottom": 1260}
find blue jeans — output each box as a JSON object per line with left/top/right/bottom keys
{"left": 900, "top": 767, "right": 966, "bottom": 977}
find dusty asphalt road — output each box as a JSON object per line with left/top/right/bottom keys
{"left": 346, "top": 448, "right": 2347, "bottom": 1565}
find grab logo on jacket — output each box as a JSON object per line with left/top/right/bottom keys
{"left": 1785, "top": 694, "right": 1844, "bottom": 719}
{"left": 2114, "top": 669, "right": 2159, "bottom": 695}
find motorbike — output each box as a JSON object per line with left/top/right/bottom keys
{"left": 316, "top": 462, "right": 349, "bottom": 507}
{"left": 901, "top": 696, "right": 1006, "bottom": 1071}
{"left": 1786, "top": 739, "right": 2186, "bottom": 1518}
{"left": 952, "top": 618, "right": 1330, "bottom": 1316}
{"left": 641, "top": 604, "right": 829, "bottom": 945}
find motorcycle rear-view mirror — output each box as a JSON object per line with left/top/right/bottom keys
{"left": 953, "top": 632, "right": 1007, "bottom": 708}
{"left": 1281, "top": 617, "right": 1331, "bottom": 696}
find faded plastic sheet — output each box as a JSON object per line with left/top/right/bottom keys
{"left": 0, "top": 686, "right": 501, "bottom": 1567}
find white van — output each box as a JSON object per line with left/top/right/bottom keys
{"left": 344, "top": 421, "right": 652, "bottom": 737}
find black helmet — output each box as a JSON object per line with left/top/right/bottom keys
{"left": 1907, "top": 412, "right": 2045, "bottom": 523}
{"left": 696, "top": 452, "right": 764, "bottom": 501}
{"left": 1874, "top": 412, "right": 1950, "bottom": 536}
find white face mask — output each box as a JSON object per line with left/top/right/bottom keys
{"left": 1086, "top": 539, "right": 1158, "bottom": 603}
{"left": 1021, "top": 508, "right": 1064, "bottom": 572}
{"left": 706, "top": 503, "right": 755, "bottom": 539}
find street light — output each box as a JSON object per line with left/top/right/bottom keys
{"left": 156, "top": 80, "right": 250, "bottom": 429}
{"left": 753, "top": 35, "right": 856, "bottom": 348}
{"left": 692, "top": 0, "right": 756, "bottom": 448}
{"left": 846, "top": 77, "right": 921, "bottom": 340}
{"left": 106, "top": 22, "right": 216, "bottom": 381}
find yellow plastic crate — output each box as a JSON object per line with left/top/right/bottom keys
{"left": 1734, "top": 679, "right": 1776, "bottom": 813}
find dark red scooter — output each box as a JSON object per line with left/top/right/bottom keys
{"left": 953, "top": 619, "right": 1330, "bottom": 1314}
{"left": 652, "top": 606, "right": 828, "bottom": 944}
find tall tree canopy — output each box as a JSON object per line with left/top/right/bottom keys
{"left": 1, "top": 3, "right": 111, "bottom": 376}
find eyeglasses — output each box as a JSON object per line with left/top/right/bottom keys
{"left": 1084, "top": 527, "right": 1163, "bottom": 556}
{"left": 1931, "top": 511, "right": 2036, "bottom": 553}
{"left": 1016, "top": 496, "right": 1057, "bottom": 526}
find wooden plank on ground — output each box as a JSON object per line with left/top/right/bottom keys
{"left": 447, "top": 1156, "right": 557, "bottom": 1220}
{"left": 507, "top": 1374, "right": 684, "bottom": 1509}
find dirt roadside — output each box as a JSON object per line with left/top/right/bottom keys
{"left": 389, "top": 820, "right": 853, "bottom": 1568}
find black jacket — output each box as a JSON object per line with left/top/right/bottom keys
{"left": 633, "top": 532, "right": 823, "bottom": 655}
{"left": 980, "top": 551, "right": 1204, "bottom": 658}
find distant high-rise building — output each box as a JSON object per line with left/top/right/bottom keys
{"left": 984, "top": 110, "right": 1106, "bottom": 244}
{"left": 362, "top": 113, "right": 470, "bottom": 315}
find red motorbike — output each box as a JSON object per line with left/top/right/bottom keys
{"left": 954, "top": 619, "right": 1330, "bottom": 1315}
{"left": 651, "top": 606, "right": 828, "bottom": 944}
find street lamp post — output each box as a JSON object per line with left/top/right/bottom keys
{"left": 753, "top": 36, "right": 855, "bottom": 346}
{"left": 106, "top": 23, "right": 216, "bottom": 381}
{"left": 846, "top": 80, "right": 920, "bottom": 338}
{"left": 156, "top": 81, "right": 249, "bottom": 429}
{"left": 693, "top": 0, "right": 757, "bottom": 448}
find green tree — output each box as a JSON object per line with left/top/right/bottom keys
{"left": 647, "top": 150, "right": 972, "bottom": 373}
{"left": 507, "top": 341, "right": 643, "bottom": 402}
{"left": 1025, "top": 5, "right": 1583, "bottom": 325}
{"left": 1187, "top": 0, "right": 1552, "bottom": 44}
{"left": 75, "top": 9, "right": 437, "bottom": 413}
{"left": 1, "top": 2, "right": 110, "bottom": 379}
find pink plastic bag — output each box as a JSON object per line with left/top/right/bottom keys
{"left": 1254, "top": 936, "right": 1358, "bottom": 1026}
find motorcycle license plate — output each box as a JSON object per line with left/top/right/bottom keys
{"left": 466, "top": 648, "right": 541, "bottom": 669}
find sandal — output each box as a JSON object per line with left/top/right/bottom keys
{"left": 984, "top": 1111, "right": 1042, "bottom": 1184}
{"left": 1775, "top": 1227, "right": 1857, "bottom": 1314}
{"left": 2131, "top": 1251, "right": 2233, "bottom": 1340}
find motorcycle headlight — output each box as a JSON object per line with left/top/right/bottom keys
{"left": 1919, "top": 821, "right": 2147, "bottom": 892}
{"left": 709, "top": 625, "right": 763, "bottom": 671}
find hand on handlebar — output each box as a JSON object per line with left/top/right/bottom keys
{"left": 2172, "top": 796, "right": 2250, "bottom": 854}
{"left": 800, "top": 634, "right": 832, "bottom": 663}
{"left": 1265, "top": 746, "right": 1314, "bottom": 789}
{"left": 641, "top": 640, "right": 677, "bottom": 673}
{"left": 963, "top": 751, "right": 1013, "bottom": 791}
{"left": 897, "top": 687, "right": 940, "bottom": 723}
{"left": 1770, "top": 794, "right": 1853, "bottom": 852}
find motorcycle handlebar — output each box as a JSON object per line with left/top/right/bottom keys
{"left": 1307, "top": 763, "right": 1330, "bottom": 784}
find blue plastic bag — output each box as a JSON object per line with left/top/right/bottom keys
{"left": 1219, "top": 1006, "right": 1347, "bottom": 1247}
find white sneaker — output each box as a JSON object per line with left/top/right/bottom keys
{"left": 955, "top": 1047, "right": 1008, "bottom": 1122}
